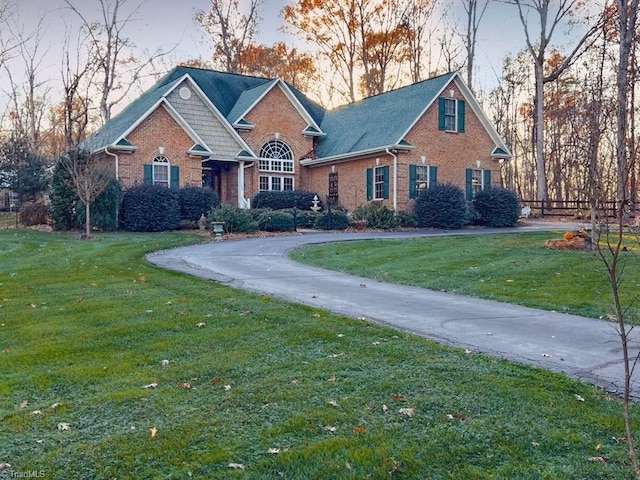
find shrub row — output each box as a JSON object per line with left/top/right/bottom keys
{"left": 414, "top": 183, "right": 519, "bottom": 229}
{"left": 252, "top": 190, "right": 321, "bottom": 210}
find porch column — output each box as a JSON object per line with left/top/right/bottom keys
{"left": 237, "top": 160, "right": 248, "bottom": 208}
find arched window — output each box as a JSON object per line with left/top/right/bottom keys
{"left": 258, "top": 140, "right": 295, "bottom": 192}
{"left": 152, "top": 155, "right": 170, "bottom": 187}
{"left": 259, "top": 140, "right": 294, "bottom": 173}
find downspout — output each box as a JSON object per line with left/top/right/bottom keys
{"left": 104, "top": 146, "right": 119, "bottom": 225}
{"left": 386, "top": 146, "right": 398, "bottom": 211}
{"left": 237, "top": 160, "right": 247, "bottom": 208}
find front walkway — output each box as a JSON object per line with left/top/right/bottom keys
{"left": 147, "top": 222, "right": 639, "bottom": 398}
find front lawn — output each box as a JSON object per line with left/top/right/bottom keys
{"left": 0, "top": 230, "right": 636, "bottom": 478}
{"left": 290, "top": 231, "right": 636, "bottom": 320}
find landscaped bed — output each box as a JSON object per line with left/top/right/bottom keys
{"left": 0, "top": 229, "right": 636, "bottom": 478}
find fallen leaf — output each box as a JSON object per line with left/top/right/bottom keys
{"left": 353, "top": 425, "right": 366, "bottom": 434}
{"left": 372, "top": 341, "right": 381, "bottom": 346}
{"left": 211, "top": 377, "right": 221, "bottom": 384}
{"left": 388, "top": 460, "right": 401, "bottom": 475}
{"left": 195, "top": 322, "right": 206, "bottom": 328}
{"left": 464, "top": 349, "right": 472, "bottom": 354}
{"left": 360, "top": 283, "right": 367, "bottom": 288}
{"left": 161, "top": 359, "right": 169, "bottom": 367}
{"left": 588, "top": 456, "right": 609, "bottom": 464}
{"left": 541, "top": 353, "right": 551, "bottom": 357}
{"left": 532, "top": 442, "right": 540, "bottom": 447}
{"left": 390, "top": 393, "right": 405, "bottom": 402}
{"left": 224, "top": 385, "right": 231, "bottom": 391}
{"left": 150, "top": 426, "right": 157, "bottom": 438}
{"left": 382, "top": 404, "right": 389, "bottom": 413}
{"left": 452, "top": 412, "right": 467, "bottom": 420}
{"left": 575, "top": 394, "right": 585, "bottom": 402}
{"left": 142, "top": 383, "right": 158, "bottom": 389}
{"left": 19, "top": 400, "right": 28, "bottom": 409}
{"left": 30, "top": 410, "right": 41, "bottom": 415}
{"left": 50, "top": 402, "right": 60, "bottom": 410}
{"left": 324, "top": 425, "right": 337, "bottom": 432}
{"left": 177, "top": 382, "right": 192, "bottom": 389}
{"left": 57, "top": 423, "right": 70, "bottom": 431}
{"left": 227, "top": 463, "right": 245, "bottom": 470}
{"left": 595, "top": 443, "right": 602, "bottom": 451}
{"left": 327, "top": 374, "right": 336, "bottom": 382}
{"left": 0, "top": 463, "right": 11, "bottom": 469}
{"left": 268, "top": 448, "right": 280, "bottom": 454}
{"left": 327, "top": 399, "right": 339, "bottom": 408}
{"left": 399, "top": 408, "right": 415, "bottom": 417}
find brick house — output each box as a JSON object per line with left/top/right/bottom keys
{"left": 83, "top": 66, "right": 511, "bottom": 212}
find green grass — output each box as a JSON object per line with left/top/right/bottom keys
{"left": 0, "top": 229, "right": 637, "bottom": 478}
{"left": 290, "top": 231, "right": 639, "bottom": 320}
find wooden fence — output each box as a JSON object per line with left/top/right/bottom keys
{"left": 520, "top": 200, "right": 617, "bottom": 219}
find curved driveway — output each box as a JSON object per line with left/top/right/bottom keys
{"left": 147, "top": 222, "right": 640, "bottom": 398}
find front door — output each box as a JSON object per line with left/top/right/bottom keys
{"left": 202, "top": 161, "right": 222, "bottom": 196}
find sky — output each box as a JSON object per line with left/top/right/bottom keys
{"left": 0, "top": 0, "right": 589, "bottom": 112}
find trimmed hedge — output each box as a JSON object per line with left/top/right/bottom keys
{"left": 352, "top": 203, "right": 399, "bottom": 229}
{"left": 472, "top": 187, "right": 520, "bottom": 227}
{"left": 257, "top": 211, "right": 295, "bottom": 232}
{"left": 49, "top": 162, "right": 78, "bottom": 231}
{"left": 314, "top": 210, "right": 349, "bottom": 230}
{"left": 414, "top": 183, "right": 467, "bottom": 229}
{"left": 252, "top": 190, "right": 321, "bottom": 210}
{"left": 179, "top": 187, "right": 220, "bottom": 221}
{"left": 207, "top": 204, "right": 258, "bottom": 234}
{"left": 121, "top": 184, "right": 181, "bottom": 232}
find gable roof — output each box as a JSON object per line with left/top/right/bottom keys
{"left": 81, "top": 66, "right": 325, "bottom": 155}
{"left": 313, "top": 72, "right": 455, "bottom": 160}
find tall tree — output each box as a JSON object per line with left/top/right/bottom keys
{"left": 195, "top": 0, "right": 264, "bottom": 73}
{"left": 284, "top": 0, "right": 437, "bottom": 103}
{"left": 403, "top": 0, "right": 440, "bottom": 83}
{"left": 2, "top": 15, "right": 51, "bottom": 154}
{"left": 508, "top": 0, "right": 605, "bottom": 204}
{"left": 0, "top": 135, "right": 49, "bottom": 205}
{"left": 462, "top": 0, "right": 490, "bottom": 91}
{"left": 239, "top": 42, "right": 318, "bottom": 91}
{"left": 65, "top": 0, "right": 168, "bottom": 124}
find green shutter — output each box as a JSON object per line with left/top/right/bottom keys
{"left": 170, "top": 165, "right": 179, "bottom": 189}
{"left": 483, "top": 169, "right": 491, "bottom": 190}
{"left": 143, "top": 164, "right": 152, "bottom": 184}
{"left": 429, "top": 165, "right": 438, "bottom": 188}
{"left": 465, "top": 168, "right": 473, "bottom": 200}
{"left": 438, "top": 97, "right": 446, "bottom": 131}
{"left": 458, "top": 100, "right": 466, "bottom": 133}
{"left": 409, "top": 164, "right": 417, "bottom": 199}
{"left": 382, "top": 165, "right": 389, "bottom": 199}
{"left": 366, "top": 168, "right": 373, "bottom": 200}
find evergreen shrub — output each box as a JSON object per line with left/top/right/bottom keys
{"left": 472, "top": 187, "right": 520, "bottom": 227}
{"left": 77, "top": 179, "right": 122, "bottom": 231}
{"left": 257, "top": 210, "right": 295, "bottom": 232}
{"left": 121, "top": 184, "right": 181, "bottom": 232}
{"left": 414, "top": 183, "right": 467, "bottom": 229}
{"left": 252, "top": 190, "right": 320, "bottom": 210}
{"left": 207, "top": 204, "right": 258, "bottom": 234}
{"left": 314, "top": 210, "right": 349, "bottom": 230}
{"left": 179, "top": 187, "right": 220, "bottom": 221}
{"left": 352, "top": 203, "right": 398, "bottom": 229}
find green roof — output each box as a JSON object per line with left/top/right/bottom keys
{"left": 315, "top": 73, "right": 454, "bottom": 158}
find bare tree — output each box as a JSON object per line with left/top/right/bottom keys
{"left": 195, "top": 0, "right": 263, "bottom": 74}
{"left": 58, "top": 149, "right": 113, "bottom": 238}
{"left": 2, "top": 15, "right": 51, "bottom": 154}
{"left": 403, "top": 0, "right": 440, "bottom": 83}
{"left": 462, "top": 0, "right": 490, "bottom": 91}
{"left": 508, "top": 0, "right": 605, "bottom": 205}
{"left": 60, "top": 24, "right": 98, "bottom": 150}
{"left": 65, "top": 0, "right": 170, "bottom": 124}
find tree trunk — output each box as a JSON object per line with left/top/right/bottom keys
{"left": 534, "top": 62, "right": 547, "bottom": 204}
{"left": 85, "top": 198, "right": 91, "bottom": 239}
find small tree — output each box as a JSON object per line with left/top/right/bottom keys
{"left": 57, "top": 149, "right": 114, "bottom": 238}
{"left": 0, "top": 135, "right": 50, "bottom": 205}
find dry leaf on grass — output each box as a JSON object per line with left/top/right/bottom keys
{"left": 268, "top": 448, "right": 280, "bottom": 454}
{"left": 227, "top": 463, "right": 245, "bottom": 470}
{"left": 177, "top": 382, "right": 192, "bottom": 389}
{"left": 150, "top": 426, "right": 157, "bottom": 438}
{"left": 327, "top": 400, "right": 339, "bottom": 408}
{"left": 588, "top": 456, "right": 609, "bottom": 463}
{"left": 142, "top": 383, "right": 158, "bottom": 389}
{"left": 324, "top": 425, "right": 337, "bottom": 432}
{"left": 353, "top": 425, "right": 366, "bottom": 434}
{"left": 19, "top": 400, "right": 28, "bottom": 409}
{"left": 195, "top": 322, "right": 206, "bottom": 328}
{"left": 575, "top": 394, "right": 585, "bottom": 402}
{"left": 57, "top": 423, "right": 70, "bottom": 431}
{"left": 399, "top": 408, "right": 415, "bottom": 418}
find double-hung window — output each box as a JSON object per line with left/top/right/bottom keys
{"left": 143, "top": 155, "right": 179, "bottom": 189}
{"left": 465, "top": 168, "right": 492, "bottom": 200}
{"left": 409, "top": 164, "right": 438, "bottom": 198}
{"left": 438, "top": 97, "right": 466, "bottom": 133}
{"left": 366, "top": 165, "right": 389, "bottom": 200}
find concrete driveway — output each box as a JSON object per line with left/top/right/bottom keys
{"left": 147, "top": 222, "right": 640, "bottom": 398}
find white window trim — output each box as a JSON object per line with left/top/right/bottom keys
{"left": 259, "top": 175, "right": 295, "bottom": 192}
{"left": 373, "top": 165, "right": 385, "bottom": 200}
{"left": 152, "top": 155, "right": 170, "bottom": 187}
{"left": 415, "top": 164, "right": 430, "bottom": 193}
{"left": 259, "top": 140, "right": 295, "bottom": 173}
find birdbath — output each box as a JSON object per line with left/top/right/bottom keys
{"left": 211, "top": 221, "right": 225, "bottom": 241}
